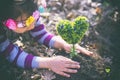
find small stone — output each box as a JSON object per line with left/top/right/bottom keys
{"left": 31, "top": 74, "right": 40, "bottom": 80}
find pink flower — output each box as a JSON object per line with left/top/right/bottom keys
{"left": 5, "top": 19, "right": 16, "bottom": 30}
{"left": 32, "top": 10, "right": 40, "bottom": 20}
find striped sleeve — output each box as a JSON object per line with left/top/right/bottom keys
{"left": 0, "top": 35, "right": 40, "bottom": 69}
{"left": 30, "top": 24, "right": 56, "bottom": 48}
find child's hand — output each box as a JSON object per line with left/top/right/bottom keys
{"left": 48, "top": 56, "right": 80, "bottom": 77}
{"left": 53, "top": 36, "right": 93, "bottom": 56}
{"left": 63, "top": 43, "right": 93, "bottom": 56}
{"left": 75, "top": 44, "right": 93, "bottom": 56}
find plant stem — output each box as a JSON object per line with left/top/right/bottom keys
{"left": 70, "top": 44, "right": 77, "bottom": 58}
{"left": 73, "top": 44, "right": 75, "bottom": 54}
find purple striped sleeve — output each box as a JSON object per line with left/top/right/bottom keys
{"left": 5, "top": 44, "right": 39, "bottom": 69}
{"left": 34, "top": 31, "right": 47, "bottom": 41}
{"left": 43, "top": 35, "right": 54, "bottom": 47}
{"left": 0, "top": 37, "right": 40, "bottom": 69}
{"left": 2, "top": 43, "right": 14, "bottom": 57}
{"left": 24, "top": 54, "right": 34, "bottom": 69}
{"left": 30, "top": 24, "right": 56, "bottom": 48}
{"left": 31, "top": 24, "right": 44, "bottom": 32}
{"left": 12, "top": 48, "right": 22, "bottom": 66}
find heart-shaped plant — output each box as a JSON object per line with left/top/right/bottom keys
{"left": 57, "top": 16, "right": 89, "bottom": 58}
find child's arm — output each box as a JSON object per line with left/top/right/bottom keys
{"left": 0, "top": 34, "right": 80, "bottom": 77}
{"left": 30, "top": 23, "right": 93, "bottom": 56}
{"left": 30, "top": 24, "right": 55, "bottom": 48}
{"left": 29, "top": 23, "right": 68, "bottom": 49}
{"left": 0, "top": 34, "right": 40, "bottom": 69}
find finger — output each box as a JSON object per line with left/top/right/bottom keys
{"left": 63, "top": 68, "right": 78, "bottom": 73}
{"left": 61, "top": 56, "right": 80, "bottom": 64}
{"left": 65, "top": 59, "right": 80, "bottom": 65}
{"left": 76, "top": 45, "right": 93, "bottom": 56}
{"left": 76, "top": 50, "right": 80, "bottom": 53}
{"left": 80, "top": 49, "right": 93, "bottom": 56}
{"left": 65, "top": 64, "right": 80, "bottom": 69}
{"left": 58, "top": 72, "right": 70, "bottom": 77}
{"left": 65, "top": 50, "right": 70, "bottom": 54}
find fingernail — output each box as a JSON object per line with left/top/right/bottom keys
{"left": 67, "top": 75, "right": 70, "bottom": 77}
{"left": 77, "top": 50, "right": 80, "bottom": 53}
{"left": 78, "top": 65, "right": 80, "bottom": 68}
{"left": 90, "top": 52, "right": 94, "bottom": 55}
{"left": 75, "top": 62, "right": 80, "bottom": 64}
{"left": 75, "top": 70, "right": 78, "bottom": 73}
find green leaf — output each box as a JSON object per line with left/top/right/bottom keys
{"left": 105, "top": 68, "right": 111, "bottom": 73}
{"left": 56, "top": 16, "right": 89, "bottom": 58}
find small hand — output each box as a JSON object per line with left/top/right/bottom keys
{"left": 49, "top": 56, "right": 80, "bottom": 77}
{"left": 63, "top": 43, "right": 93, "bottom": 56}
{"left": 75, "top": 44, "right": 93, "bottom": 56}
